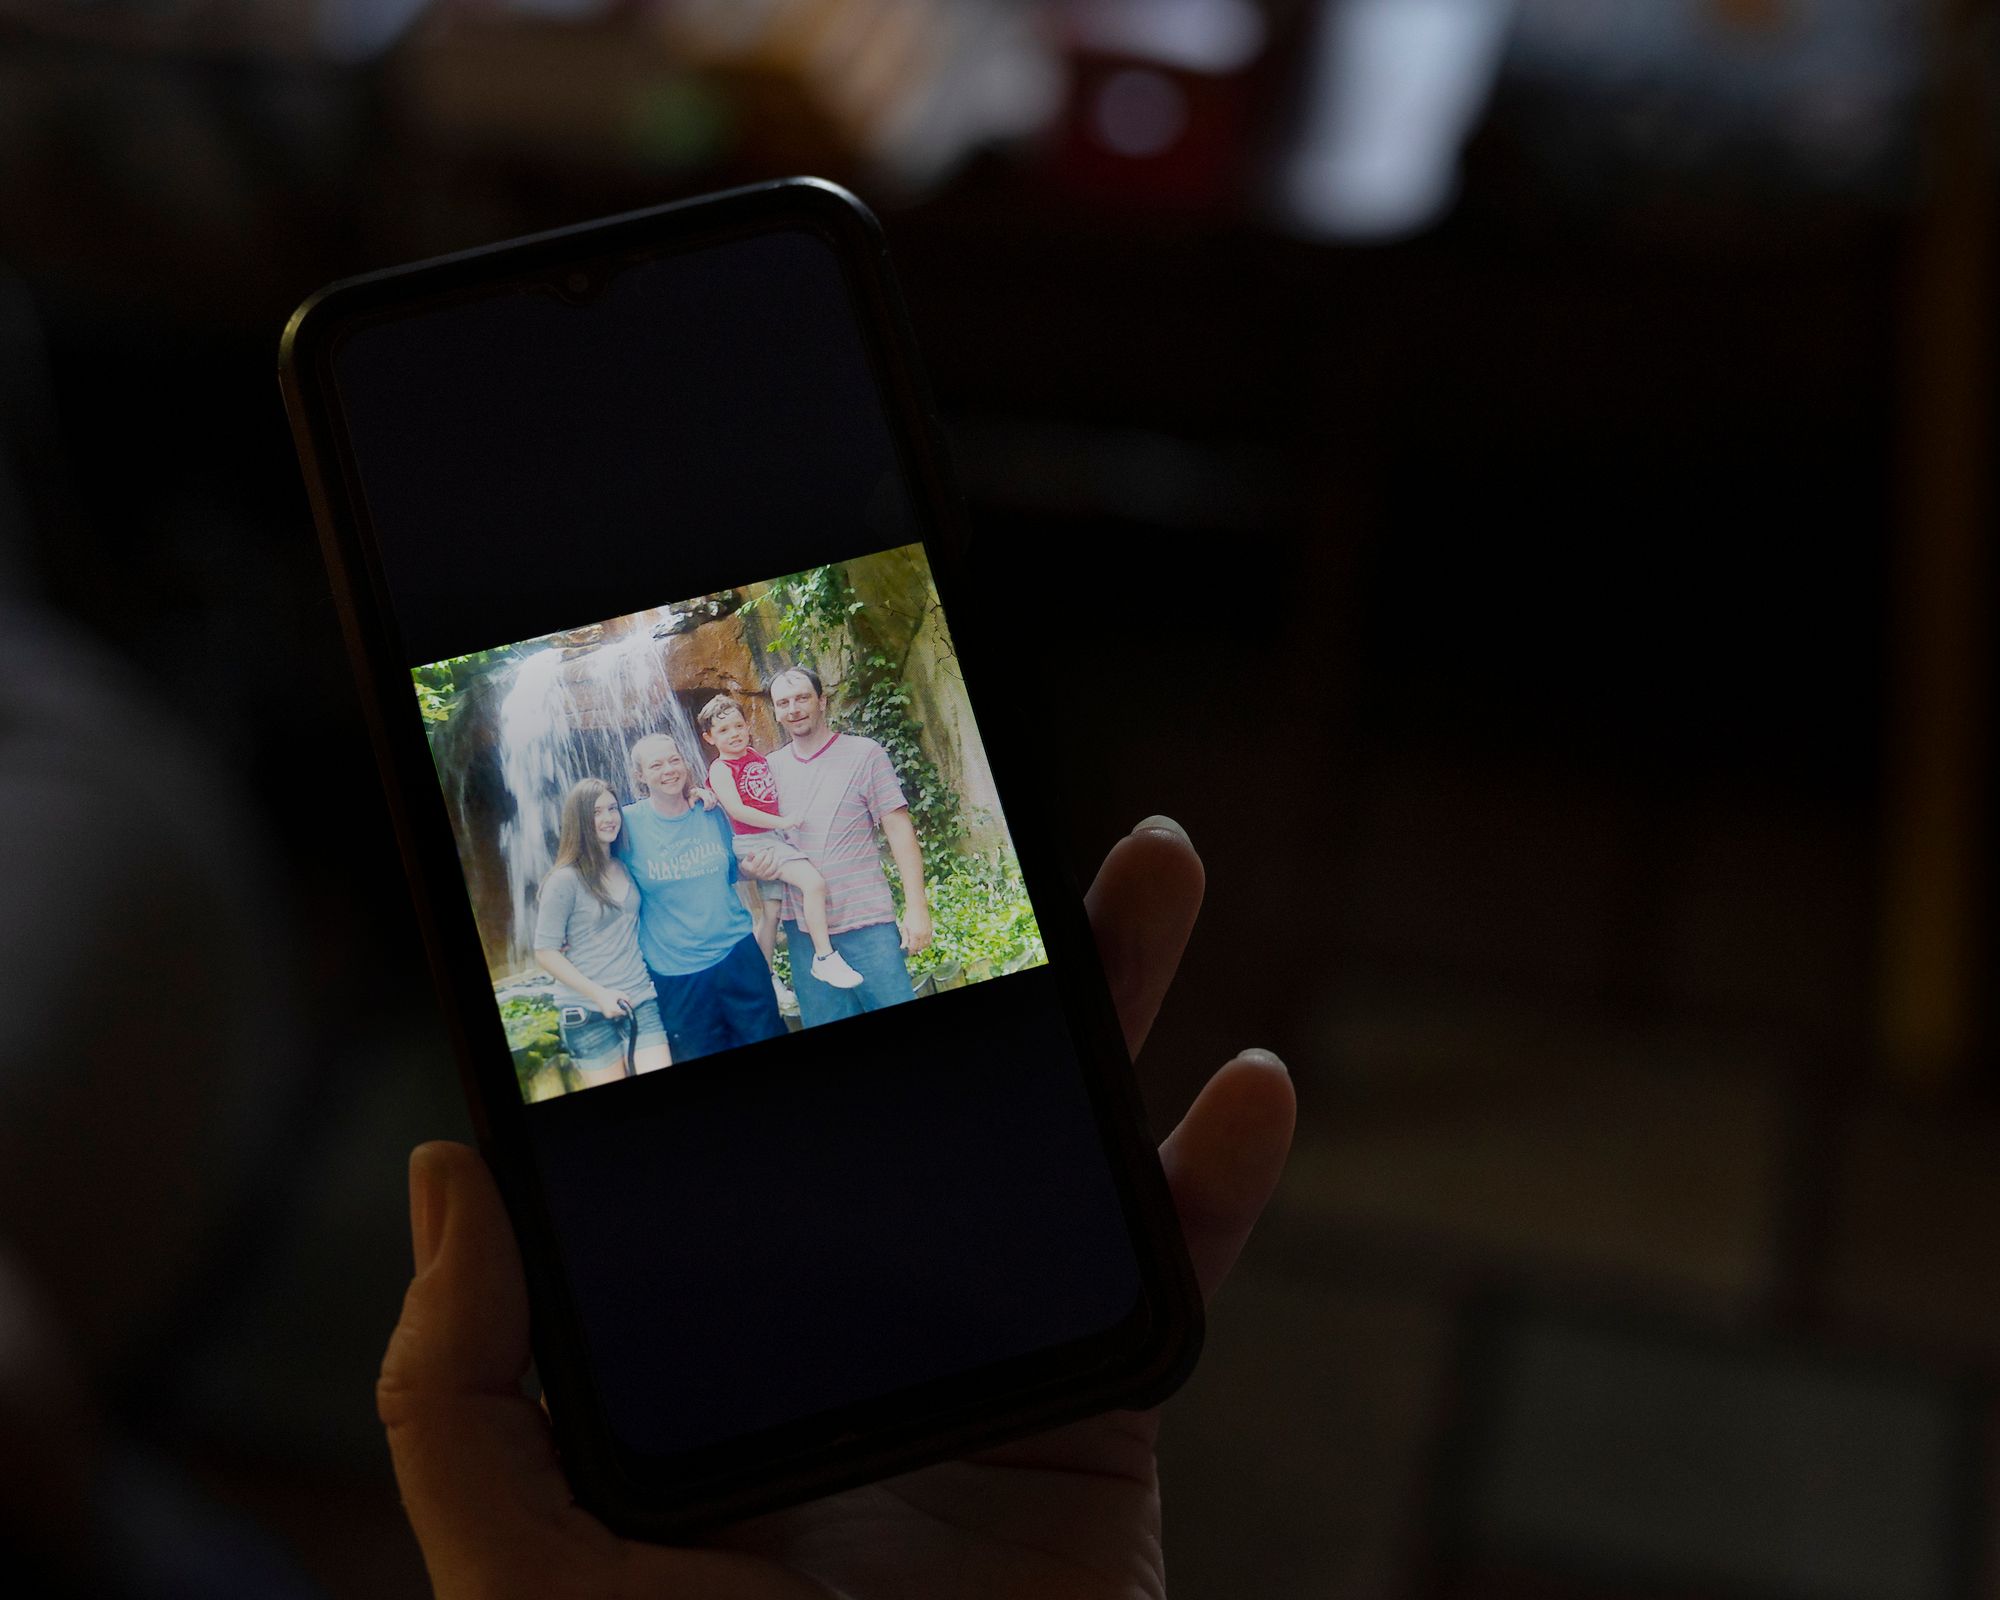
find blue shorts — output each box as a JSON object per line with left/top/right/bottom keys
{"left": 558, "top": 996, "right": 666, "bottom": 1065}
{"left": 648, "top": 935, "right": 787, "bottom": 1065}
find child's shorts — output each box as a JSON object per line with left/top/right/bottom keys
{"left": 733, "top": 828, "right": 808, "bottom": 901}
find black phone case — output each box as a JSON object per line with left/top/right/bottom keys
{"left": 278, "top": 177, "right": 1201, "bottom": 1538}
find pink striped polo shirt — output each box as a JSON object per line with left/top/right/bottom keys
{"left": 765, "top": 732, "right": 907, "bottom": 935}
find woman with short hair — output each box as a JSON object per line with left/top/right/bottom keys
{"left": 615, "top": 733, "right": 787, "bottom": 1063}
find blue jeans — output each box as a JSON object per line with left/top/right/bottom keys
{"left": 785, "top": 920, "right": 915, "bottom": 1028}
{"left": 648, "top": 935, "right": 786, "bottom": 1065}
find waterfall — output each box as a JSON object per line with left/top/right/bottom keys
{"left": 490, "top": 612, "right": 709, "bottom": 970}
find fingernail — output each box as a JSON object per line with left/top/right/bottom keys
{"left": 409, "top": 1146, "right": 447, "bottom": 1276}
{"left": 1133, "top": 814, "right": 1188, "bottom": 841}
{"left": 1236, "top": 1047, "right": 1289, "bottom": 1074}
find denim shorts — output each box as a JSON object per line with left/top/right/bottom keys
{"left": 558, "top": 996, "right": 666, "bottom": 1064}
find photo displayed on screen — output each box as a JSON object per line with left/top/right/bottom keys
{"left": 413, "top": 542, "right": 1045, "bottom": 1104}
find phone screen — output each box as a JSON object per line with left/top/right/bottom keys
{"left": 324, "top": 224, "right": 1151, "bottom": 1467}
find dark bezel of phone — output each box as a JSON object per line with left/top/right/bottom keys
{"left": 278, "top": 177, "right": 1202, "bottom": 1539}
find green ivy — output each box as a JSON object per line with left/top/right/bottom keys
{"left": 412, "top": 646, "right": 517, "bottom": 726}
{"left": 742, "top": 565, "right": 863, "bottom": 663}
{"left": 838, "top": 662, "right": 966, "bottom": 880}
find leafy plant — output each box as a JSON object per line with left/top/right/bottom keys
{"left": 743, "top": 565, "right": 863, "bottom": 663}
{"left": 501, "top": 993, "right": 575, "bottom": 1101}
{"left": 412, "top": 646, "right": 516, "bottom": 726}
{"left": 904, "top": 851, "right": 1044, "bottom": 981}
{"left": 839, "top": 662, "right": 966, "bottom": 880}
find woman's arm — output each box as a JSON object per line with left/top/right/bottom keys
{"left": 707, "top": 761, "right": 801, "bottom": 831}
{"left": 533, "top": 947, "right": 631, "bottom": 1017}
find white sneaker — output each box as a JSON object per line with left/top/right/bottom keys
{"left": 811, "top": 950, "right": 866, "bottom": 990}
{"left": 772, "top": 974, "right": 798, "bottom": 1013}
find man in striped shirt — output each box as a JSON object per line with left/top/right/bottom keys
{"left": 765, "top": 665, "right": 932, "bottom": 1027}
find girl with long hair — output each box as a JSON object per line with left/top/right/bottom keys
{"left": 532, "top": 777, "right": 671, "bottom": 1088}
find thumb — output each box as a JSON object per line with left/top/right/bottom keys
{"left": 377, "top": 1142, "right": 614, "bottom": 1590}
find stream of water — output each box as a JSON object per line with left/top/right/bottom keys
{"left": 492, "top": 613, "right": 707, "bottom": 969}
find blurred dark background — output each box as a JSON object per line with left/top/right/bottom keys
{"left": 0, "top": 1, "right": 1994, "bottom": 1595}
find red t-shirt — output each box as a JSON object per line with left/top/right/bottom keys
{"left": 713, "top": 748, "right": 782, "bottom": 835}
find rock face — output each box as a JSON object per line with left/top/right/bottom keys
{"left": 657, "top": 590, "right": 746, "bottom": 634}
{"left": 843, "top": 547, "right": 1006, "bottom": 850}
{"left": 657, "top": 609, "right": 783, "bottom": 746}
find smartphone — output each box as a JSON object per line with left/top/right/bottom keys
{"left": 279, "top": 178, "right": 1199, "bottom": 1537}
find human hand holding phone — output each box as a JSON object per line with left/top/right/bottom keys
{"left": 292, "top": 181, "right": 1226, "bottom": 1533}
{"left": 380, "top": 820, "right": 1294, "bottom": 1600}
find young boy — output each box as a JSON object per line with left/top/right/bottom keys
{"left": 696, "top": 694, "right": 865, "bottom": 993}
